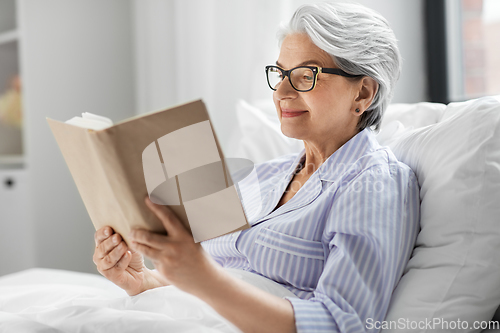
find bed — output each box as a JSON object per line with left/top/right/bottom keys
{"left": 0, "top": 267, "right": 297, "bottom": 333}
{"left": 1, "top": 96, "right": 499, "bottom": 333}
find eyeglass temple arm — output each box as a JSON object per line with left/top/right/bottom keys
{"left": 321, "top": 68, "right": 363, "bottom": 78}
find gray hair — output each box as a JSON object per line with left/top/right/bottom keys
{"left": 277, "top": 2, "right": 402, "bottom": 131}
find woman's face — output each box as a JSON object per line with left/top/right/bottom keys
{"left": 273, "top": 33, "right": 361, "bottom": 144}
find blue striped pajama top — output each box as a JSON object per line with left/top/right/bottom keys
{"left": 201, "top": 128, "right": 420, "bottom": 333}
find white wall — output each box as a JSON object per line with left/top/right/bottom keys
{"left": 0, "top": 168, "right": 33, "bottom": 276}
{"left": 133, "top": 0, "right": 427, "bottom": 152}
{"left": 17, "top": 0, "right": 135, "bottom": 273}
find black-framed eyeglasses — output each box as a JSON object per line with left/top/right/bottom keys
{"left": 265, "top": 65, "right": 363, "bottom": 92}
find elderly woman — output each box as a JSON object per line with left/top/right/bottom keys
{"left": 93, "top": 2, "right": 419, "bottom": 333}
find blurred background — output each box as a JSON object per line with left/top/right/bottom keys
{"left": 0, "top": 0, "right": 498, "bottom": 276}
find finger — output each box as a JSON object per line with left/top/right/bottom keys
{"left": 130, "top": 241, "right": 159, "bottom": 260}
{"left": 96, "top": 233, "right": 123, "bottom": 260}
{"left": 114, "top": 250, "right": 133, "bottom": 271}
{"left": 95, "top": 226, "right": 114, "bottom": 246}
{"left": 145, "top": 196, "right": 185, "bottom": 237}
{"left": 100, "top": 241, "right": 128, "bottom": 271}
{"left": 129, "top": 229, "right": 168, "bottom": 250}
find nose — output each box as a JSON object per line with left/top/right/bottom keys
{"left": 273, "top": 76, "right": 298, "bottom": 101}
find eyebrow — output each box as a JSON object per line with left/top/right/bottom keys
{"left": 275, "top": 60, "right": 323, "bottom": 68}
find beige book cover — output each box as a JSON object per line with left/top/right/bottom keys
{"left": 47, "top": 99, "right": 250, "bottom": 245}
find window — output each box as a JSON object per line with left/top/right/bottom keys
{"left": 426, "top": 0, "right": 500, "bottom": 103}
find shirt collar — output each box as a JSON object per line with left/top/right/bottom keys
{"left": 252, "top": 129, "right": 379, "bottom": 224}
{"left": 266, "top": 128, "right": 380, "bottom": 190}
{"left": 298, "top": 128, "right": 380, "bottom": 183}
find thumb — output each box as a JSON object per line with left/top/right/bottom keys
{"left": 145, "top": 196, "right": 187, "bottom": 238}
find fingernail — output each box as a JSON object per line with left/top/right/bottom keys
{"left": 113, "top": 235, "right": 119, "bottom": 244}
{"left": 104, "top": 229, "right": 110, "bottom": 237}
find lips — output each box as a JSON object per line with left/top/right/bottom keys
{"left": 281, "top": 109, "right": 308, "bottom": 118}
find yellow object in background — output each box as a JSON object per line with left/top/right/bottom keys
{"left": 0, "top": 75, "right": 23, "bottom": 129}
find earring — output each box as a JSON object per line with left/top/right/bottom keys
{"left": 355, "top": 108, "right": 360, "bottom": 113}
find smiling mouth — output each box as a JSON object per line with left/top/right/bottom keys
{"left": 281, "top": 110, "right": 308, "bottom": 118}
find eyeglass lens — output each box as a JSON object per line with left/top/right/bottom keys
{"left": 267, "top": 67, "right": 315, "bottom": 91}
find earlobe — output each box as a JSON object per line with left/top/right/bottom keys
{"left": 352, "top": 107, "right": 363, "bottom": 117}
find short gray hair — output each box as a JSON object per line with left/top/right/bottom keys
{"left": 277, "top": 2, "right": 402, "bottom": 131}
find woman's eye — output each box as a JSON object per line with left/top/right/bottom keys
{"left": 271, "top": 69, "right": 283, "bottom": 79}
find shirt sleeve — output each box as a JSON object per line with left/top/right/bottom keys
{"left": 285, "top": 163, "right": 420, "bottom": 333}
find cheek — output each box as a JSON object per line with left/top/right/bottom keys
{"left": 302, "top": 94, "right": 328, "bottom": 116}
{"left": 307, "top": 86, "right": 352, "bottom": 116}
{"left": 273, "top": 94, "right": 281, "bottom": 113}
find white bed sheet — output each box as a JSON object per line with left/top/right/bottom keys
{"left": 0, "top": 268, "right": 296, "bottom": 333}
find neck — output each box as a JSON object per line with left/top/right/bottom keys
{"left": 300, "top": 128, "right": 360, "bottom": 176}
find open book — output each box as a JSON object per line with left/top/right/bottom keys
{"left": 47, "top": 100, "right": 250, "bottom": 244}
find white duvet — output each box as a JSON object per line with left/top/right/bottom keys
{"left": 0, "top": 268, "right": 296, "bottom": 333}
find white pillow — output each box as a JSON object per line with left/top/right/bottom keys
{"left": 382, "top": 102, "right": 446, "bottom": 129}
{"left": 380, "top": 96, "right": 500, "bottom": 333}
{"left": 225, "top": 100, "right": 303, "bottom": 164}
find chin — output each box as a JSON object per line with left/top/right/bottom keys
{"left": 280, "top": 125, "right": 306, "bottom": 140}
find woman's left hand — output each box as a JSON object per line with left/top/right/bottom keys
{"left": 128, "top": 197, "right": 221, "bottom": 294}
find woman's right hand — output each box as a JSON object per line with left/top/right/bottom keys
{"left": 93, "top": 226, "right": 168, "bottom": 296}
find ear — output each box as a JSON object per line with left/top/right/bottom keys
{"left": 352, "top": 77, "right": 378, "bottom": 116}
